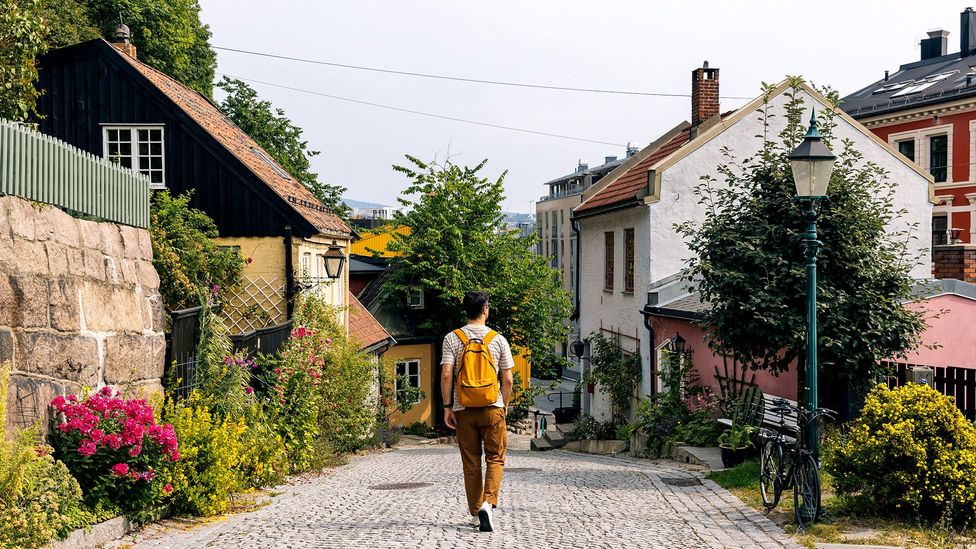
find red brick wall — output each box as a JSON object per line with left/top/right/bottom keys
{"left": 933, "top": 244, "right": 976, "bottom": 282}
{"left": 691, "top": 64, "right": 720, "bottom": 127}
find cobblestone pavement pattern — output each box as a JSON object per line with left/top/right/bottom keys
{"left": 123, "top": 441, "right": 801, "bottom": 549}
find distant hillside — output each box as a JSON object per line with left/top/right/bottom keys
{"left": 503, "top": 212, "right": 534, "bottom": 224}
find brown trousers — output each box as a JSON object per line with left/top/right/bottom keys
{"left": 454, "top": 406, "right": 507, "bottom": 516}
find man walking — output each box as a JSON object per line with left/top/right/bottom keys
{"left": 441, "top": 290, "right": 514, "bottom": 532}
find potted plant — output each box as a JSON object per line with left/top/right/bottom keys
{"left": 717, "top": 423, "right": 755, "bottom": 468}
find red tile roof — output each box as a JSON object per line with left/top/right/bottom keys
{"left": 348, "top": 291, "right": 393, "bottom": 350}
{"left": 110, "top": 42, "right": 350, "bottom": 236}
{"left": 576, "top": 129, "right": 690, "bottom": 213}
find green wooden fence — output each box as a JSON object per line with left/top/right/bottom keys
{"left": 0, "top": 119, "right": 150, "bottom": 228}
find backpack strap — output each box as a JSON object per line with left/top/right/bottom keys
{"left": 482, "top": 330, "right": 498, "bottom": 346}
{"left": 453, "top": 328, "right": 469, "bottom": 346}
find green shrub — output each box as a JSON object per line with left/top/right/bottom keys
{"left": 317, "top": 329, "right": 375, "bottom": 454}
{"left": 237, "top": 406, "right": 288, "bottom": 489}
{"left": 162, "top": 400, "right": 245, "bottom": 517}
{"left": 0, "top": 362, "right": 97, "bottom": 548}
{"left": 297, "top": 295, "right": 377, "bottom": 456}
{"left": 149, "top": 190, "right": 244, "bottom": 311}
{"left": 824, "top": 383, "right": 976, "bottom": 524}
{"left": 633, "top": 348, "right": 719, "bottom": 454}
{"left": 0, "top": 432, "right": 90, "bottom": 549}
{"left": 572, "top": 415, "right": 619, "bottom": 440}
{"left": 673, "top": 409, "right": 722, "bottom": 447}
{"left": 402, "top": 422, "right": 433, "bottom": 437}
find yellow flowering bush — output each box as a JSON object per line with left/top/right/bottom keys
{"left": 824, "top": 383, "right": 976, "bottom": 524}
{"left": 162, "top": 401, "right": 246, "bottom": 517}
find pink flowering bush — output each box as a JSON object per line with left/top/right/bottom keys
{"left": 49, "top": 387, "right": 179, "bottom": 516}
{"left": 261, "top": 321, "right": 327, "bottom": 472}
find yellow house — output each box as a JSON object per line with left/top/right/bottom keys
{"left": 351, "top": 226, "right": 530, "bottom": 428}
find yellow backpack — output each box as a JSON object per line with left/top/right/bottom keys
{"left": 453, "top": 328, "right": 499, "bottom": 408}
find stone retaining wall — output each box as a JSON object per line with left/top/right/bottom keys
{"left": 1, "top": 195, "right": 165, "bottom": 434}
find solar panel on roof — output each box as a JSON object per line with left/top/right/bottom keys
{"left": 891, "top": 80, "right": 940, "bottom": 97}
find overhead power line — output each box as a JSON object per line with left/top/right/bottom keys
{"left": 219, "top": 73, "right": 629, "bottom": 147}
{"left": 214, "top": 46, "right": 754, "bottom": 100}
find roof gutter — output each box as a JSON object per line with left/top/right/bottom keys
{"left": 641, "top": 305, "right": 703, "bottom": 322}
{"left": 573, "top": 199, "right": 641, "bottom": 220}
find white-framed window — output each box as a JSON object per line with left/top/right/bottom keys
{"left": 102, "top": 125, "right": 165, "bottom": 188}
{"left": 887, "top": 124, "right": 954, "bottom": 184}
{"left": 406, "top": 287, "right": 424, "bottom": 309}
{"left": 395, "top": 359, "right": 421, "bottom": 402}
{"left": 301, "top": 252, "right": 311, "bottom": 276}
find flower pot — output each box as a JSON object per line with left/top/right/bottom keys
{"left": 719, "top": 444, "right": 748, "bottom": 468}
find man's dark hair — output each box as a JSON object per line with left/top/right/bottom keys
{"left": 463, "top": 290, "right": 490, "bottom": 319}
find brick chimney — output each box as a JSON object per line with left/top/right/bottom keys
{"left": 933, "top": 244, "right": 976, "bottom": 283}
{"left": 691, "top": 61, "right": 719, "bottom": 139}
{"left": 112, "top": 23, "right": 137, "bottom": 59}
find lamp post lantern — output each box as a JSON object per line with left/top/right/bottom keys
{"left": 322, "top": 240, "right": 347, "bottom": 280}
{"left": 788, "top": 109, "right": 835, "bottom": 460}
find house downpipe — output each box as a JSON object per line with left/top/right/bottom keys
{"left": 285, "top": 225, "right": 295, "bottom": 319}
{"left": 570, "top": 216, "right": 581, "bottom": 321}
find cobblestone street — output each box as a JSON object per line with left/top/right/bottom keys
{"left": 122, "top": 438, "right": 800, "bottom": 549}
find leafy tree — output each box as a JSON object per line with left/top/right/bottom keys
{"left": 217, "top": 77, "right": 351, "bottom": 219}
{"left": 35, "top": 0, "right": 98, "bottom": 49}
{"left": 1, "top": 0, "right": 215, "bottom": 117}
{"left": 384, "top": 156, "right": 572, "bottom": 370}
{"left": 83, "top": 0, "right": 217, "bottom": 98}
{"left": 150, "top": 190, "right": 244, "bottom": 310}
{"left": 676, "top": 77, "right": 926, "bottom": 405}
{"left": 0, "top": 0, "right": 47, "bottom": 121}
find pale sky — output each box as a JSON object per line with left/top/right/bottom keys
{"left": 201, "top": 0, "right": 964, "bottom": 213}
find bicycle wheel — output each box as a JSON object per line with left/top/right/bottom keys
{"left": 759, "top": 439, "right": 783, "bottom": 509}
{"left": 793, "top": 454, "right": 821, "bottom": 530}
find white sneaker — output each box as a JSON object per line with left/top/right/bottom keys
{"left": 477, "top": 501, "right": 494, "bottom": 532}
{"left": 468, "top": 516, "right": 479, "bottom": 527}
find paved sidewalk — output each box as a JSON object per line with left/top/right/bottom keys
{"left": 122, "top": 444, "right": 800, "bottom": 549}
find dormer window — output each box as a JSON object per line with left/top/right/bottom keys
{"left": 102, "top": 125, "right": 164, "bottom": 188}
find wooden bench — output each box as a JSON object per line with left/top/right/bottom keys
{"left": 718, "top": 390, "right": 799, "bottom": 443}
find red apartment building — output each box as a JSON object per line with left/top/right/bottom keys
{"left": 844, "top": 8, "right": 976, "bottom": 282}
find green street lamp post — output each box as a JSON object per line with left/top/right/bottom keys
{"left": 788, "top": 109, "right": 835, "bottom": 460}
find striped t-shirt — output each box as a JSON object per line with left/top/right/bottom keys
{"left": 441, "top": 324, "right": 514, "bottom": 411}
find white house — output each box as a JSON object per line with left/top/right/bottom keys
{"left": 572, "top": 64, "right": 936, "bottom": 421}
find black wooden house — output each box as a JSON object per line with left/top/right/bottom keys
{"left": 35, "top": 34, "right": 353, "bottom": 330}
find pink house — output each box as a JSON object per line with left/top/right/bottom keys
{"left": 901, "top": 279, "right": 976, "bottom": 369}
{"left": 640, "top": 276, "right": 976, "bottom": 410}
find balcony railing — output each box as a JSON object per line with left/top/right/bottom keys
{"left": 539, "top": 184, "right": 585, "bottom": 202}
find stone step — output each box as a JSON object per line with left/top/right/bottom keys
{"left": 530, "top": 437, "right": 554, "bottom": 451}
{"left": 670, "top": 444, "right": 725, "bottom": 471}
{"left": 555, "top": 422, "right": 577, "bottom": 437}
{"left": 543, "top": 429, "right": 565, "bottom": 447}
{"left": 563, "top": 439, "right": 628, "bottom": 456}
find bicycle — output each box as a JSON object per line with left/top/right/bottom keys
{"left": 758, "top": 399, "right": 835, "bottom": 530}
